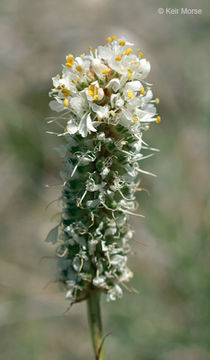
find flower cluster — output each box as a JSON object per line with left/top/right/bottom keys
{"left": 47, "top": 36, "right": 160, "bottom": 304}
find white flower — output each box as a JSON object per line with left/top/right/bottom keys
{"left": 85, "top": 81, "right": 104, "bottom": 102}
{"left": 49, "top": 36, "right": 160, "bottom": 137}
{"left": 78, "top": 113, "right": 97, "bottom": 137}
{"left": 91, "top": 58, "right": 110, "bottom": 78}
{"left": 90, "top": 103, "right": 109, "bottom": 120}
{"left": 67, "top": 119, "right": 78, "bottom": 134}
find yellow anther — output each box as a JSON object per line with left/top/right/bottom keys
{"left": 156, "top": 116, "right": 161, "bottom": 124}
{"left": 55, "top": 74, "right": 60, "bottom": 79}
{"left": 106, "top": 37, "right": 112, "bottom": 42}
{"left": 130, "top": 60, "right": 137, "bottom": 64}
{"left": 56, "top": 86, "right": 61, "bottom": 90}
{"left": 76, "top": 65, "right": 83, "bottom": 72}
{"left": 63, "top": 98, "right": 69, "bottom": 107}
{"left": 110, "top": 110, "right": 115, "bottom": 117}
{"left": 156, "top": 98, "right": 160, "bottom": 104}
{"left": 140, "top": 88, "right": 145, "bottom": 95}
{"left": 62, "top": 74, "right": 65, "bottom": 78}
{"left": 89, "top": 46, "right": 92, "bottom": 51}
{"left": 133, "top": 117, "right": 139, "bottom": 122}
{"left": 61, "top": 89, "right": 71, "bottom": 96}
{"left": 61, "top": 84, "right": 65, "bottom": 88}
{"left": 98, "top": 116, "right": 102, "bottom": 121}
{"left": 127, "top": 69, "right": 132, "bottom": 79}
{"left": 124, "top": 48, "right": 133, "bottom": 55}
{"left": 119, "top": 40, "right": 126, "bottom": 46}
{"left": 121, "top": 140, "right": 127, "bottom": 145}
{"left": 94, "top": 94, "right": 99, "bottom": 100}
{"left": 112, "top": 36, "right": 117, "bottom": 40}
{"left": 138, "top": 52, "right": 143, "bottom": 58}
{"left": 102, "top": 68, "right": 111, "bottom": 75}
{"left": 127, "top": 90, "right": 134, "bottom": 99}
{"left": 77, "top": 77, "right": 81, "bottom": 80}
{"left": 66, "top": 54, "right": 74, "bottom": 68}
{"left": 115, "top": 56, "right": 122, "bottom": 61}
{"left": 72, "top": 79, "right": 76, "bottom": 84}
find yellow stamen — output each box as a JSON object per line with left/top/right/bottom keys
{"left": 106, "top": 37, "right": 112, "bottom": 42}
{"left": 138, "top": 52, "right": 143, "bottom": 58}
{"left": 112, "top": 36, "right": 117, "bottom": 40}
{"left": 127, "top": 90, "right": 134, "bottom": 99}
{"left": 98, "top": 116, "right": 102, "bottom": 121}
{"left": 156, "top": 98, "right": 160, "bottom": 104}
{"left": 77, "top": 77, "right": 81, "bottom": 80}
{"left": 89, "top": 46, "right": 92, "bottom": 51}
{"left": 61, "top": 89, "right": 71, "bottom": 96}
{"left": 115, "top": 56, "right": 122, "bottom": 61}
{"left": 94, "top": 95, "right": 98, "bottom": 100}
{"left": 56, "top": 86, "right": 61, "bottom": 90}
{"left": 88, "top": 85, "right": 95, "bottom": 97}
{"left": 140, "top": 88, "right": 145, "bottom": 95}
{"left": 124, "top": 48, "right": 132, "bottom": 55}
{"left": 102, "top": 68, "right": 111, "bottom": 75}
{"left": 156, "top": 116, "right": 161, "bottom": 124}
{"left": 127, "top": 69, "right": 132, "bottom": 79}
{"left": 130, "top": 60, "right": 137, "bottom": 64}
{"left": 63, "top": 98, "right": 69, "bottom": 107}
{"left": 66, "top": 54, "right": 74, "bottom": 68}
{"left": 121, "top": 141, "right": 127, "bottom": 145}
{"left": 110, "top": 110, "right": 115, "bottom": 117}
{"left": 72, "top": 79, "right": 76, "bottom": 84}
{"left": 119, "top": 40, "right": 126, "bottom": 46}
{"left": 55, "top": 74, "right": 60, "bottom": 79}
{"left": 133, "top": 117, "right": 139, "bottom": 122}
{"left": 76, "top": 65, "right": 83, "bottom": 72}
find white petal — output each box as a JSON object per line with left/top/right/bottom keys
{"left": 98, "top": 87, "right": 104, "bottom": 101}
{"left": 78, "top": 113, "right": 97, "bottom": 137}
{"left": 126, "top": 80, "right": 143, "bottom": 92}
{"left": 49, "top": 100, "right": 64, "bottom": 112}
{"left": 139, "top": 59, "right": 151, "bottom": 78}
{"left": 91, "top": 103, "right": 109, "bottom": 119}
{"left": 70, "top": 96, "right": 86, "bottom": 117}
{"left": 106, "top": 78, "right": 121, "bottom": 92}
{"left": 67, "top": 120, "right": 78, "bottom": 134}
{"left": 92, "top": 58, "right": 108, "bottom": 77}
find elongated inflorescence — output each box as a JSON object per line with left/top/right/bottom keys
{"left": 47, "top": 36, "right": 160, "bottom": 304}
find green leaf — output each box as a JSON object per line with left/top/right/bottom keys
{"left": 46, "top": 225, "right": 59, "bottom": 244}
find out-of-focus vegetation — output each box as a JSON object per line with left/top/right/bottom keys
{"left": 0, "top": 0, "right": 210, "bottom": 359}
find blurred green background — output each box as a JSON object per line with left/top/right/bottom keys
{"left": 0, "top": 0, "right": 210, "bottom": 359}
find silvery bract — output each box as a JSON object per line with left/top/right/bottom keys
{"left": 47, "top": 36, "right": 160, "bottom": 304}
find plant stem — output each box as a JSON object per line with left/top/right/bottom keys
{"left": 87, "top": 288, "right": 106, "bottom": 360}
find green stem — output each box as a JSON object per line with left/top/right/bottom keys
{"left": 87, "top": 288, "right": 106, "bottom": 360}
